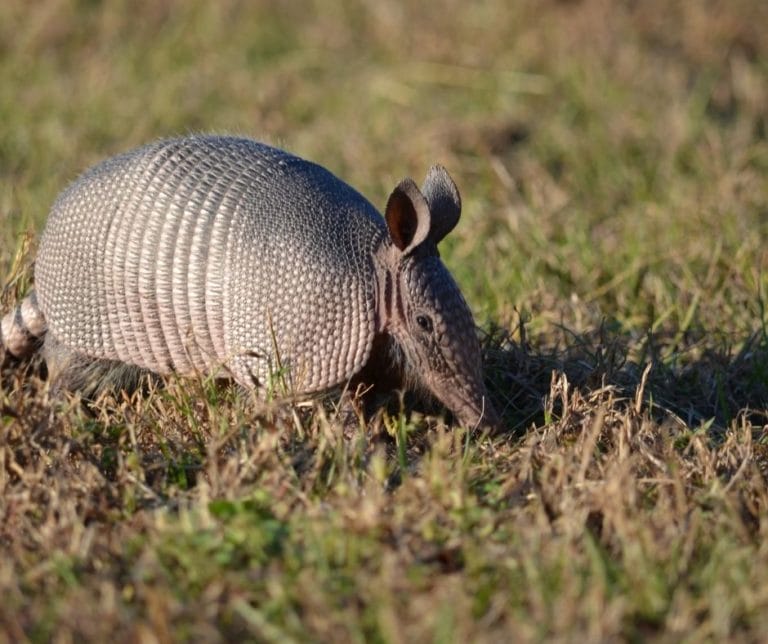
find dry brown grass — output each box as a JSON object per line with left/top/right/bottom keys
{"left": 3, "top": 347, "right": 768, "bottom": 640}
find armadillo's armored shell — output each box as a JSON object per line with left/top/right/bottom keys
{"left": 35, "top": 136, "right": 385, "bottom": 392}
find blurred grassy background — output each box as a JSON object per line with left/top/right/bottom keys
{"left": 2, "top": 0, "right": 768, "bottom": 640}
{"left": 2, "top": 1, "right": 767, "bottom": 339}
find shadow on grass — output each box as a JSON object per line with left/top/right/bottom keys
{"left": 4, "top": 314, "right": 767, "bottom": 513}
{"left": 485, "top": 316, "right": 768, "bottom": 436}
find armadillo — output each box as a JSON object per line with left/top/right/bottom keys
{"left": 1, "top": 135, "right": 499, "bottom": 428}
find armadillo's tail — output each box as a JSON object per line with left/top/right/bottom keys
{"left": 1, "top": 291, "right": 47, "bottom": 362}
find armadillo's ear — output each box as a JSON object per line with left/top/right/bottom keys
{"left": 385, "top": 177, "right": 432, "bottom": 254}
{"left": 421, "top": 165, "right": 461, "bottom": 244}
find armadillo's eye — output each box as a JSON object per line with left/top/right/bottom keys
{"left": 415, "top": 314, "right": 434, "bottom": 333}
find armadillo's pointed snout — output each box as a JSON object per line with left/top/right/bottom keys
{"left": 431, "top": 377, "right": 502, "bottom": 433}
{"left": 455, "top": 391, "right": 502, "bottom": 433}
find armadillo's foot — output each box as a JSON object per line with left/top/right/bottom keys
{"left": 337, "top": 383, "right": 409, "bottom": 440}
{"left": 337, "top": 386, "right": 367, "bottom": 439}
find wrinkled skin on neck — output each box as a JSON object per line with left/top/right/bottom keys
{"left": 372, "top": 242, "right": 500, "bottom": 430}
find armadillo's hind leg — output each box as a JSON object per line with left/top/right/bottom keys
{"left": 43, "top": 333, "right": 154, "bottom": 401}
{"left": 0, "top": 291, "right": 47, "bottom": 363}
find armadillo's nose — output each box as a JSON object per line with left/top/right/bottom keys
{"left": 434, "top": 378, "right": 502, "bottom": 432}
{"left": 457, "top": 394, "right": 502, "bottom": 433}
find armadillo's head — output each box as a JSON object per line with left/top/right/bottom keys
{"left": 373, "top": 166, "right": 500, "bottom": 430}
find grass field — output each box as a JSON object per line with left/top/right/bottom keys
{"left": 2, "top": 0, "right": 768, "bottom": 641}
